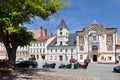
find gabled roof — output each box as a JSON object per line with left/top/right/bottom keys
{"left": 57, "top": 18, "right": 69, "bottom": 30}
{"left": 48, "top": 33, "right": 76, "bottom": 47}
{"left": 35, "top": 36, "right": 54, "bottom": 41}
{"left": 76, "top": 21, "right": 117, "bottom": 34}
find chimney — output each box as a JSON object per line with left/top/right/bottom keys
{"left": 45, "top": 29, "right": 47, "bottom": 36}
{"left": 40, "top": 27, "right": 43, "bottom": 37}
{"left": 51, "top": 32, "right": 53, "bottom": 36}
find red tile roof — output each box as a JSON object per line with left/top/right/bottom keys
{"left": 35, "top": 36, "right": 54, "bottom": 41}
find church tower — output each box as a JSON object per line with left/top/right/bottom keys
{"left": 56, "top": 18, "right": 69, "bottom": 46}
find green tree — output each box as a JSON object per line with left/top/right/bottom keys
{"left": 0, "top": 0, "right": 67, "bottom": 68}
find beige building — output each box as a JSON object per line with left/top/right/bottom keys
{"left": 31, "top": 27, "right": 47, "bottom": 38}
{"left": 76, "top": 20, "right": 117, "bottom": 63}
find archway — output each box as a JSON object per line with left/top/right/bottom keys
{"left": 59, "top": 55, "right": 63, "bottom": 61}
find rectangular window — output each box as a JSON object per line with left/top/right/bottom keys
{"left": 39, "top": 43, "right": 41, "bottom": 46}
{"left": 101, "top": 56, "right": 104, "bottom": 60}
{"left": 108, "top": 36, "right": 112, "bottom": 41}
{"left": 43, "top": 49, "right": 45, "bottom": 53}
{"left": 55, "top": 49, "right": 57, "bottom": 52}
{"left": 71, "top": 48, "right": 73, "bottom": 53}
{"left": 51, "top": 49, "right": 52, "bottom": 52}
{"left": 108, "top": 56, "right": 112, "bottom": 61}
{"left": 65, "top": 49, "right": 68, "bottom": 52}
{"left": 80, "top": 55, "right": 83, "bottom": 60}
{"left": 60, "top": 41, "right": 62, "bottom": 45}
{"left": 66, "top": 56, "right": 68, "bottom": 60}
{"left": 40, "top": 49, "right": 41, "bottom": 53}
{"left": 60, "top": 49, "right": 62, "bottom": 52}
{"left": 55, "top": 56, "right": 57, "bottom": 60}
{"left": 80, "top": 46, "right": 84, "bottom": 51}
{"left": 118, "top": 56, "right": 120, "bottom": 61}
{"left": 93, "top": 36, "right": 96, "bottom": 41}
{"left": 50, "top": 56, "right": 52, "bottom": 60}
{"left": 43, "top": 43, "right": 45, "bottom": 46}
{"left": 92, "top": 45, "right": 98, "bottom": 52}
{"left": 36, "top": 49, "right": 38, "bottom": 53}
{"left": 107, "top": 34, "right": 113, "bottom": 42}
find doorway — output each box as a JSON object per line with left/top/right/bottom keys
{"left": 93, "top": 55, "right": 97, "bottom": 62}
{"left": 59, "top": 55, "right": 63, "bottom": 61}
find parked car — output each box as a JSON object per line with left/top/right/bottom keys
{"left": 15, "top": 60, "right": 38, "bottom": 68}
{"left": 42, "top": 62, "right": 56, "bottom": 68}
{"left": 113, "top": 66, "right": 120, "bottom": 73}
{"left": 70, "top": 58, "right": 77, "bottom": 63}
{"left": 16, "top": 58, "right": 24, "bottom": 63}
{"left": 0, "top": 59, "right": 9, "bottom": 67}
{"left": 58, "top": 63, "right": 72, "bottom": 69}
{"left": 78, "top": 62, "right": 88, "bottom": 69}
{"left": 28, "top": 57, "right": 36, "bottom": 60}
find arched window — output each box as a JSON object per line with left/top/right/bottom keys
{"left": 107, "top": 46, "right": 113, "bottom": 51}
{"left": 80, "top": 46, "right": 84, "bottom": 51}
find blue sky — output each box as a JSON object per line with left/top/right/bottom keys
{"left": 24, "top": 0, "right": 120, "bottom": 35}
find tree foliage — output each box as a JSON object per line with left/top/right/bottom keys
{"left": 0, "top": 0, "right": 67, "bottom": 67}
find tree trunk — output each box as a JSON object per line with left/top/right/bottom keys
{"left": 7, "top": 47, "right": 17, "bottom": 68}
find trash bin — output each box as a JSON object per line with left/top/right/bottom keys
{"left": 74, "top": 62, "right": 78, "bottom": 69}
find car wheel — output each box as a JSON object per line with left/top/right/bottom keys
{"left": 29, "top": 65, "right": 33, "bottom": 68}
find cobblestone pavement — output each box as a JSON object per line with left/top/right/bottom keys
{"left": 35, "top": 61, "right": 120, "bottom": 80}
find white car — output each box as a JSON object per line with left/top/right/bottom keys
{"left": 16, "top": 58, "right": 24, "bottom": 63}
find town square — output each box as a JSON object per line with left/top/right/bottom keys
{"left": 0, "top": 0, "right": 120, "bottom": 80}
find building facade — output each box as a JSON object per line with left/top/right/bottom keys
{"left": 29, "top": 35, "right": 55, "bottom": 60}
{"left": 47, "top": 18, "right": 77, "bottom": 61}
{"left": 76, "top": 20, "right": 117, "bottom": 63}
{"left": 0, "top": 20, "right": 119, "bottom": 64}
{"left": 116, "top": 36, "right": 120, "bottom": 61}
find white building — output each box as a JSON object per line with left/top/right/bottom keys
{"left": 76, "top": 20, "right": 117, "bottom": 63}
{"left": 16, "top": 46, "right": 29, "bottom": 60}
{"left": 0, "top": 43, "right": 7, "bottom": 59}
{"left": 47, "top": 18, "right": 77, "bottom": 61}
{"left": 29, "top": 35, "right": 55, "bottom": 60}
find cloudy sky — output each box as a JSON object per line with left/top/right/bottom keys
{"left": 24, "top": 0, "right": 120, "bottom": 35}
